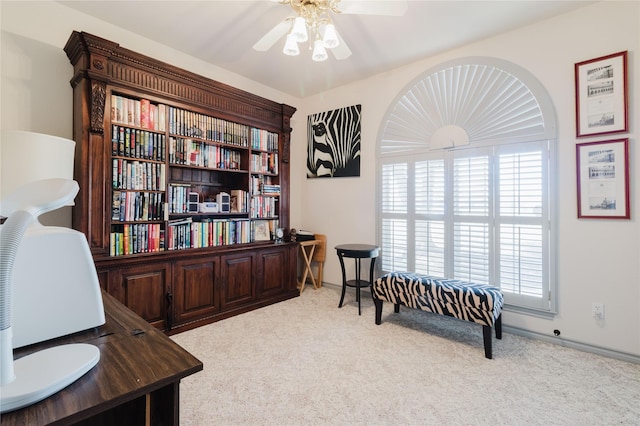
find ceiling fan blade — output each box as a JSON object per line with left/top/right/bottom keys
{"left": 338, "top": 0, "right": 408, "bottom": 16}
{"left": 330, "top": 32, "right": 352, "bottom": 60}
{"left": 253, "top": 18, "right": 292, "bottom": 52}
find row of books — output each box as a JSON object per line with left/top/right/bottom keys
{"left": 261, "top": 184, "right": 281, "bottom": 196}
{"left": 168, "top": 137, "right": 242, "bottom": 170}
{"left": 111, "top": 95, "right": 167, "bottom": 131}
{"left": 111, "top": 95, "right": 278, "bottom": 152}
{"left": 112, "top": 159, "right": 166, "bottom": 191}
{"left": 166, "top": 218, "right": 251, "bottom": 250}
{"left": 230, "top": 189, "right": 249, "bottom": 213}
{"left": 250, "top": 175, "right": 278, "bottom": 195}
{"left": 109, "top": 217, "right": 282, "bottom": 256}
{"left": 251, "top": 128, "right": 279, "bottom": 152}
{"left": 112, "top": 125, "right": 166, "bottom": 161}
{"left": 168, "top": 106, "right": 249, "bottom": 147}
{"left": 112, "top": 190, "right": 165, "bottom": 222}
{"left": 110, "top": 223, "right": 164, "bottom": 256}
{"left": 250, "top": 196, "right": 278, "bottom": 219}
{"left": 251, "top": 152, "right": 278, "bottom": 174}
{"left": 168, "top": 184, "right": 193, "bottom": 214}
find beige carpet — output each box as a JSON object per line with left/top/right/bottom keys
{"left": 172, "top": 285, "right": 640, "bottom": 425}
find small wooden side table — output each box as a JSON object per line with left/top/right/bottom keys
{"left": 298, "top": 239, "right": 322, "bottom": 293}
{"left": 335, "top": 244, "right": 380, "bottom": 315}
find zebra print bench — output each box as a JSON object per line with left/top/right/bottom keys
{"left": 372, "top": 272, "right": 504, "bottom": 359}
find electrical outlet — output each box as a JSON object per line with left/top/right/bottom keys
{"left": 592, "top": 302, "right": 605, "bottom": 319}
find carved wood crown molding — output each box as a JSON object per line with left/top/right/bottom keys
{"left": 64, "top": 31, "right": 296, "bottom": 131}
{"left": 91, "top": 81, "right": 106, "bottom": 133}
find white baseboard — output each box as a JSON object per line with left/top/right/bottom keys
{"left": 503, "top": 325, "right": 640, "bottom": 365}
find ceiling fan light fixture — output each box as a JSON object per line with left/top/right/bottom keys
{"left": 290, "top": 16, "right": 308, "bottom": 42}
{"left": 283, "top": 34, "right": 300, "bottom": 56}
{"left": 312, "top": 39, "right": 328, "bottom": 62}
{"left": 256, "top": 0, "right": 406, "bottom": 62}
{"left": 322, "top": 23, "right": 339, "bottom": 49}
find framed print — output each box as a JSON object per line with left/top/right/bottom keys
{"left": 576, "top": 139, "right": 629, "bottom": 219}
{"left": 253, "top": 220, "right": 271, "bottom": 241}
{"left": 307, "top": 104, "right": 361, "bottom": 178}
{"left": 575, "top": 51, "right": 628, "bottom": 137}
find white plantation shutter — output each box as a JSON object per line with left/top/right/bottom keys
{"left": 497, "top": 143, "right": 549, "bottom": 306}
{"left": 499, "top": 224, "right": 544, "bottom": 297}
{"left": 381, "top": 162, "right": 408, "bottom": 272}
{"left": 415, "top": 159, "right": 445, "bottom": 276}
{"left": 415, "top": 220, "right": 445, "bottom": 276}
{"left": 381, "top": 162, "right": 407, "bottom": 214}
{"left": 453, "top": 222, "right": 490, "bottom": 283}
{"left": 453, "top": 154, "right": 490, "bottom": 283}
{"left": 453, "top": 155, "right": 490, "bottom": 217}
{"left": 381, "top": 219, "right": 408, "bottom": 272}
{"left": 378, "top": 58, "right": 556, "bottom": 313}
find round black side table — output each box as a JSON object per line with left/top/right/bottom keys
{"left": 335, "top": 244, "right": 380, "bottom": 315}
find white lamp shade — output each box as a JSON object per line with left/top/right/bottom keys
{"left": 0, "top": 130, "right": 75, "bottom": 201}
{"left": 312, "top": 39, "right": 328, "bottom": 62}
{"left": 283, "top": 34, "right": 300, "bottom": 56}
{"left": 290, "top": 17, "right": 308, "bottom": 43}
{"left": 322, "top": 23, "right": 340, "bottom": 49}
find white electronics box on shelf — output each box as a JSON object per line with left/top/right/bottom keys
{"left": 188, "top": 192, "right": 199, "bottom": 213}
{"left": 199, "top": 202, "right": 219, "bottom": 213}
{"left": 216, "top": 192, "right": 230, "bottom": 213}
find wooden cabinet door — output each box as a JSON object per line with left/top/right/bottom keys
{"left": 256, "top": 246, "right": 289, "bottom": 298}
{"left": 220, "top": 251, "right": 255, "bottom": 310}
{"left": 107, "top": 262, "right": 171, "bottom": 330}
{"left": 173, "top": 256, "right": 219, "bottom": 327}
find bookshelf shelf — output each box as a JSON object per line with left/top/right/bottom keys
{"left": 65, "top": 31, "right": 298, "bottom": 334}
{"left": 169, "top": 164, "right": 249, "bottom": 174}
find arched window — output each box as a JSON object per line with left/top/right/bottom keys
{"left": 377, "top": 57, "right": 557, "bottom": 313}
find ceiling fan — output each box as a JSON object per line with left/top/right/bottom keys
{"left": 253, "top": 0, "right": 408, "bottom": 61}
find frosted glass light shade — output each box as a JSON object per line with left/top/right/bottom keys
{"left": 0, "top": 130, "right": 75, "bottom": 202}
{"left": 312, "top": 39, "right": 328, "bottom": 62}
{"left": 290, "top": 17, "right": 308, "bottom": 42}
{"left": 322, "top": 23, "right": 339, "bottom": 49}
{"left": 283, "top": 34, "right": 300, "bottom": 56}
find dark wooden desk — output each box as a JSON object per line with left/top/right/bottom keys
{"left": 1, "top": 291, "right": 203, "bottom": 425}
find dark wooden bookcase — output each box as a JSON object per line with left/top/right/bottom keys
{"left": 64, "top": 31, "right": 298, "bottom": 333}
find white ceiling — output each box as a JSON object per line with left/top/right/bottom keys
{"left": 58, "top": 1, "right": 593, "bottom": 98}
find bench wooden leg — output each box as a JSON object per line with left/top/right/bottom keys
{"left": 483, "top": 325, "right": 492, "bottom": 359}
{"left": 374, "top": 298, "right": 383, "bottom": 325}
{"left": 484, "top": 313, "right": 502, "bottom": 359}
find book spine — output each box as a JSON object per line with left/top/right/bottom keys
{"left": 112, "top": 190, "right": 121, "bottom": 220}
{"left": 125, "top": 128, "right": 131, "bottom": 157}
{"left": 134, "top": 99, "right": 141, "bottom": 127}
{"left": 140, "top": 99, "right": 150, "bottom": 129}
{"left": 112, "top": 124, "right": 119, "bottom": 155}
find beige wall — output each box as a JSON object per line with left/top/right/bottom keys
{"left": 294, "top": 1, "right": 640, "bottom": 358}
{"left": 2, "top": 1, "right": 639, "bottom": 359}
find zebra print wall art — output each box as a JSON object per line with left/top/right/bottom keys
{"left": 307, "top": 104, "right": 361, "bottom": 178}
